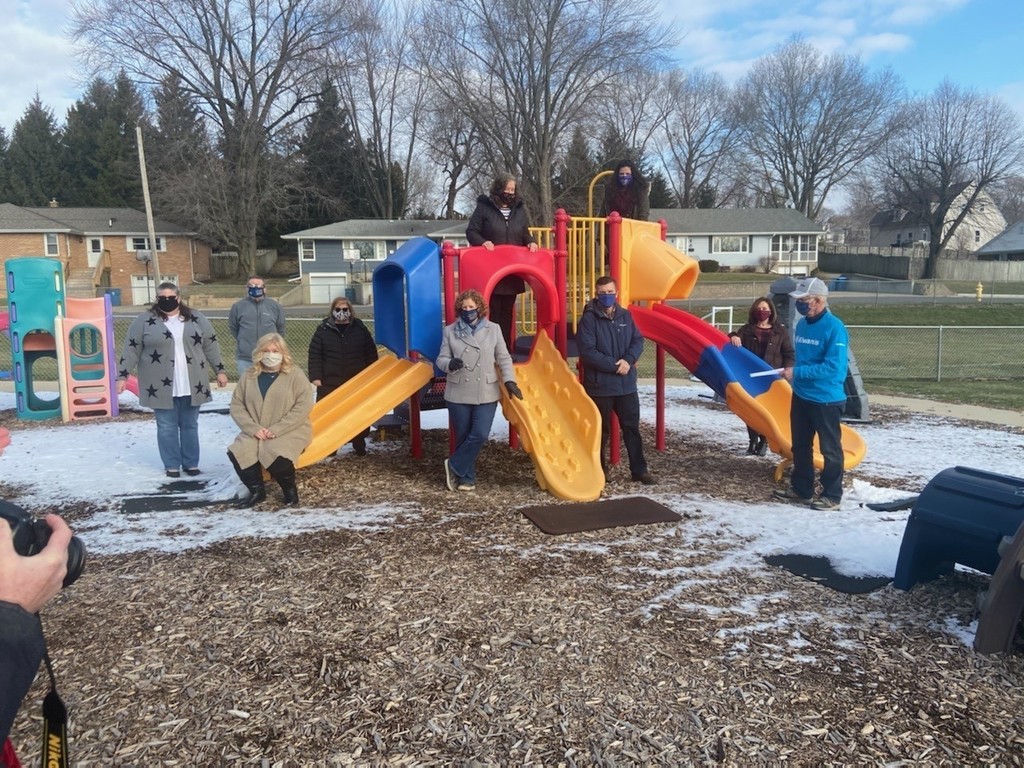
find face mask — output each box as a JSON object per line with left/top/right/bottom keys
{"left": 618, "top": 174, "right": 633, "bottom": 187}
{"left": 261, "top": 352, "right": 283, "bottom": 368}
{"left": 248, "top": 285, "right": 265, "bottom": 299}
{"left": 499, "top": 192, "right": 515, "bottom": 205}
{"left": 333, "top": 307, "right": 351, "bottom": 321}
{"left": 460, "top": 309, "right": 479, "bottom": 324}
{"left": 597, "top": 293, "right": 617, "bottom": 308}
{"left": 795, "top": 301, "right": 811, "bottom": 316}
{"left": 157, "top": 295, "right": 179, "bottom": 313}
{"left": 755, "top": 309, "right": 771, "bottom": 321}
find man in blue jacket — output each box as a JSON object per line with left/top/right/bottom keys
{"left": 774, "top": 277, "right": 849, "bottom": 510}
{"left": 577, "top": 276, "right": 656, "bottom": 485}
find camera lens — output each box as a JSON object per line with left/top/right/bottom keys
{"left": 63, "top": 535, "right": 87, "bottom": 588}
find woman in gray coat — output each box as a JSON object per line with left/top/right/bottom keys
{"left": 437, "top": 289, "right": 523, "bottom": 492}
{"left": 116, "top": 282, "right": 228, "bottom": 477}
{"left": 228, "top": 334, "right": 313, "bottom": 507}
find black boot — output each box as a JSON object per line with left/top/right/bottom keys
{"left": 756, "top": 437, "right": 768, "bottom": 456}
{"left": 746, "top": 428, "right": 758, "bottom": 455}
{"left": 352, "top": 434, "right": 367, "bottom": 456}
{"left": 236, "top": 463, "right": 266, "bottom": 508}
{"left": 268, "top": 457, "right": 299, "bottom": 506}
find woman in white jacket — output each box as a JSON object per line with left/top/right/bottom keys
{"left": 437, "top": 289, "right": 523, "bottom": 492}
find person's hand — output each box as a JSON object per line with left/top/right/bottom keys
{"left": 505, "top": 381, "right": 523, "bottom": 400}
{"left": 482, "top": 241, "right": 495, "bottom": 251}
{"left": 255, "top": 428, "right": 275, "bottom": 440}
{"left": 216, "top": 372, "right": 229, "bottom": 388}
{"left": 615, "top": 359, "right": 631, "bottom": 375}
{"left": 448, "top": 358, "right": 464, "bottom": 372}
{"left": 527, "top": 242, "right": 539, "bottom": 253}
{"left": 782, "top": 367, "right": 794, "bottom": 382}
{"left": 0, "top": 514, "right": 71, "bottom": 614}
{"left": 116, "top": 379, "right": 127, "bottom": 394}
{"left": 0, "top": 426, "right": 10, "bottom": 457}
{"left": 729, "top": 336, "right": 741, "bottom": 347}
{"left": 311, "top": 379, "right": 322, "bottom": 387}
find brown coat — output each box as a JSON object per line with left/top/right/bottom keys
{"left": 730, "top": 323, "right": 795, "bottom": 369}
{"left": 228, "top": 368, "right": 314, "bottom": 468}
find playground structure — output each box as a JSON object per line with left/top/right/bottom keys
{"left": 295, "top": 210, "right": 866, "bottom": 501}
{"left": 5, "top": 257, "right": 119, "bottom": 422}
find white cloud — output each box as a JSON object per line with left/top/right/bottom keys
{"left": 851, "top": 32, "right": 914, "bottom": 56}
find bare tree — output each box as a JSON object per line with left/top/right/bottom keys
{"left": 655, "top": 68, "right": 738, "bottom": 208}
{"left": 878, "top": 80, "right": 1024, "bottom": 277}
{"left": 734, "top": 38, "right": 904, "bottom": 221}
{"left": 421, "top": 106, "right": 482, "bottom": 218}
{"left": 70, "top": 0, "right": 357, "bottom": 274}
{"left": 988, "top": 174, "right": 1024, "bottom": 226}
{"left": 416, "top": 0, "right": 676, "bottom": 221}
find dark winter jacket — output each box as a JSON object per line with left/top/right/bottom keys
{"left": 465, "top": 195, "right": 536, "bottom": 295}
{"left": 730, "top": 323, "right": 795, "bottom": 369}
{"left": 577, "top": 300, "right": 644, "bottom": 397}
{"left": 307, "top": 317, "right": 379, "bottom": 400}
{"left": 599, "top": 179, "right": 650, "bottom": 221}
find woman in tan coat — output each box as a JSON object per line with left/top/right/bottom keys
{"left": 228, "top": 334, "right": 313, "bottom": 506}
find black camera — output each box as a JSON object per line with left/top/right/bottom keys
{"left": 0, "top": 502, "right": 86, "bottom": 589}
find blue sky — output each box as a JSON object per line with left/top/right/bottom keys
{"left": 2, "top": 0, "right": 1022, "bottom": 138}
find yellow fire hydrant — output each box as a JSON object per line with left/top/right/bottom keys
{"left": 976, "top": 282, "right": 984, "bottom": 302}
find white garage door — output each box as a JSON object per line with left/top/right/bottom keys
{"left": 309, "top": 274, "right": 349, "bottom": 305}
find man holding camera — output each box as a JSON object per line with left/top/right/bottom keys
{"left": 0, "top": 426, "right": 74, "bottom": 760}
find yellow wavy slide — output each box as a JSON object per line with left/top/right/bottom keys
{"left": 297, "top": 356, "right": 434, "bottom": 469}
{"left": 500, "top": 329, "right": 605, "bottom": 502}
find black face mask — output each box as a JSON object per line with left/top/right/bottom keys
{"left": 157, "top": 295, "right": 179, "bottom": 313}
{"left": 499, "top": 192, "right": 515, "bottom": 205}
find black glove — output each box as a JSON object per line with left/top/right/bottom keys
{"left": 448, "top": 358, "right": 464, "bottom": 372}
{"left": 505, "top": 381, "right": 523, "bottom": 400}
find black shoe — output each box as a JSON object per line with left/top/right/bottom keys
{"left": 352, "top": 436, "right": 367, "bottom": 456}
{"left": 184, "top": 468, "right": 201, "bottom": 476}
{"left": 236, "top": 485, "right": 267, "bottom": 508}
{"left": 165, "top": 469, "right": 181, "bottom": 478}
{"left": 632, "top": 473, "right": 657, "bottom": 486}
{"left": 773, "top": 487, "right": 811, "bottom": 504}
{"left": 281, "top": 485, "right": 299, "bottom": 506}
{"left": 746, "top": 439, "right": 757, "bottom": 455}
{"left": 756, "top": 438, "right": 767, "bottom": 456}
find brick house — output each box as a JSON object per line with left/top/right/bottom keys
{"left": 0, "top": 202, "right": 212, "bottom": 306}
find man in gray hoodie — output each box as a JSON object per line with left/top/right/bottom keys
{"left": 228, "top": 275, "right": 286, "bottom": 374}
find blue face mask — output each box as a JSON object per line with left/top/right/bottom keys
{"left": 597, "top": 293, "right": 617, "bottom": 308}
{"left": 460, "top": 309, "right": 479, "bottom": 324}
{"left": 617, "top": 174, "right": 633, "bottom": 187}
{"left": 795, "top": 301, "right": 811, "bottom": 316}
{"left": 248, "top": 285, "right": 265, "bottom": 299}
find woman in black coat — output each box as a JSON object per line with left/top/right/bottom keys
{"left": 465, "top": 174, "right": 539, "bottom": 352}
{"left": 729, "top": 296, "right": 796, "bottom": 455}
{"left": 307, "top": 296, "right": 379, "bottom": 455}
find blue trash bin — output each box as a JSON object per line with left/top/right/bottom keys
{"left": 834, "top": 275, "right": 847, "bottom": 292}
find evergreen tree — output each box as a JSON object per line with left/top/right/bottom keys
{"left": 7, "top": 96, "right": 62, "bottom": 206}
{"left": 553, "top": 127, "right": 600, "bottom": 216}
{"left": 0, "top": 128, "right": 10, "bottom": 203}
{"left": 648, "top": 169, "right": 675, "bottom": 209}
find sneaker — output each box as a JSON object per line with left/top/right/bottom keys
{"left": 457, "top": 483, "right": 476, "bottom": 492}
{"left": 184, "top": 468, "right": 201, "bottom": 476}
{"left": 443, "top": 459, "right": 456, "bottom": 491}
{"left": 773, "top": 487, "right": 811, "bottom": 503}
{"left": 632, "top": 473, "right": 657, "bottom": 486}
{"left": 810, "top": 497, "right": 841, "bottom": 511}
{"left": 165, "top": 469, "right": 181, "bottom": 478}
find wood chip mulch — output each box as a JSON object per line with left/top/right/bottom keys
{"left": 7, "top": 402, "right": 1024, "bottom": 766}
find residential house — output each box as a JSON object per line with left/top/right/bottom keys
{"left": 0, "top": 202, "right": 212, "bottom": 306}
{"left": 975, "top": 220, "right": 1024, "bottom": 261}
{"left": 868, "top": 184, "right": 1006, "bottom": 252}
{"left": 651, "top": 208, "right": 824, "bottom": 277}
{"left": 281, "top": 219, "right": 467, "bottom": 303}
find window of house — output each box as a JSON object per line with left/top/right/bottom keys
{"left": 300, "top": 240, "right": 315, "bottom": 261}
{"left": 711, "top": 235, "right": 749, "bottom": 253}
{"left": 44, "top": 233, "right": 59, "bottom": 256}
{"left": 975, "top": 229, "right": 981, "bottom": 243}
{"left": 127, "top": 236, "right": 166, "bottom": 252}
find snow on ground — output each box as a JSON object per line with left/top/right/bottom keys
{"left": 1, "top": 385, "right": 1021, "bottom": 589}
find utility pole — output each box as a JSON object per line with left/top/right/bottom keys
{"left": 136, "top": 126, "right": 162, "bottom": 296}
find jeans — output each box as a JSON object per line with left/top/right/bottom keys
{"left": 592, "top": 393, "right": 648, "bottom": 478}
{"left": 447, "top": 400, "right": 498, "bottom": 485}
{"left": 790, "top": 394, "right": 845, "bottom": 502}
{"left": 154, "top": 396, "right": 201, "bottom": 471}
{"left": 236, "top": 358, "right": 253, "bottom": 377}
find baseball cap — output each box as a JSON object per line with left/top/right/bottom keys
{"left": 789, "top": 277, "right": 829, "bottom": 299}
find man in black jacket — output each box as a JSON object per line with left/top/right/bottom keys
{"left": 465, "top": 174, "right": 539, "bottom": 351}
